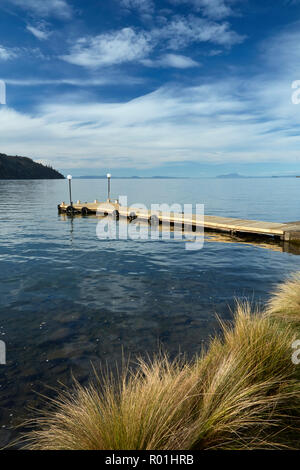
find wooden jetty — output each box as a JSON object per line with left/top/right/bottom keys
{"left": 58, "top": 199, "right": 300, "bottom": 244}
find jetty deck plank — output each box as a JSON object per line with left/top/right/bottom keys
{"left": 58, "top": 201, "right": 300, "bottom": 242}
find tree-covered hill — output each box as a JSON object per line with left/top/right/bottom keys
{"left": 0, "top": 153, "right": 64, "bottom": 179}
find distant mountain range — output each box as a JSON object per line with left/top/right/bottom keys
{"left": 217, "top": 173, "right": 300, "bottom": 179}
{"left": 0, "top": 153, "right": 64, "bottom": 179}
{"left": 1, "top": 157, "right": 298, "bottom": 180}
{"left": 73, "top": 175, "right": 190, "bottom": 179}
{"left": 217, "top": 173, "right": 247, "bottom": 178}
{"left": 74, "top": 173, "right": 300, "bottom": 179}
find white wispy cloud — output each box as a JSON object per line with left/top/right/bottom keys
{"left": 26, "top": 23, "right": 51, "bottom": 40}
{"left": 2, "top": 21, "right": 299, "bottom": 171}
{"left": 4, "top": 78, "right": 107, "bottom": 86}
{"left": 121, "top": 0, "right": 238, "bottom": 21}
{"left": 62, "top": 28, "right": 153, "bottom": 67}
{"left": 0, "top": 46, "right": 45, "bottom": 62}
{"left": 193, "top": 0, "right": 234, "bottom": 18}
{"left": 0, "top": 45, "right": 17, "bottom": 60}
{"left": 0, "top": 71, "right": 299, "bottom": 170}
{"left": 169, "top": 0, "right": 238, "bottom": 19}
{"left": 4, "top": 0, "right": 72, "bottom": 19}
{"left": 62, "top": 16, "right": 244, "bottom": 69}
{"left": 4, "top": 75, "right": 145, "bottom": 86}
{"left": 120, "top": 0, "right": 154, "bottom": 19}
{"left": 142, "top": 53, "right": 200, "bottom": 68}
{"left": 260, "top": 26, "right": 300, "bottom": 75}
{"left": 154, "top": 15, "right": 245, "bottom": 49}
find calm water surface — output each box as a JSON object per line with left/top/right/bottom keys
{"left": 0, "top": 178, "right": 300, "bottom": 445}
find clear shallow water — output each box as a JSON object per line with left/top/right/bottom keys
{"left": 0, "top": 177, "right": 300, "bottom": 445}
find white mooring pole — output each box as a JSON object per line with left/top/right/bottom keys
{"left": 107, "top": 173, "right": 111, "bottom": 201}
{"left": 67, "top": 175, "right": 73, "bottom": 206}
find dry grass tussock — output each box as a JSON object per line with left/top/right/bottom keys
{"left": 19, "top": 275, "right": 300, "bottom": 450}
{"left": 267, "top": 272, "right": 300, "bottom": 328}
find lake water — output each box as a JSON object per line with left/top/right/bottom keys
{"left": 1, "top": 177, "right": 300, "bottom": 446}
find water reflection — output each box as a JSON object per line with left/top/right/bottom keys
{"left": 60, "top": 212, "right": 300, "bottom": 256}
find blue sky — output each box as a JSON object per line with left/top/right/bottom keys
{"left": 1, "top": 0, "right": 300, "bottom": 176}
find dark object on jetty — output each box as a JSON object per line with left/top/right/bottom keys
{"left": 111, "top": 209, "right": 119, "bottom": 220}
{"left": 128, "top": 212, "right": 137, "bottom": 221}
{"left": 149, "top": 214, "right": 160, "bottom": 226}
{"left": 66, "top": 205, "right": 79, "bottom": 216}
{"left": 81, "top": 207, "right": 90, "bottom": 216}
{"left": 0, "top": 153, "right": 64, "bottom": 180}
